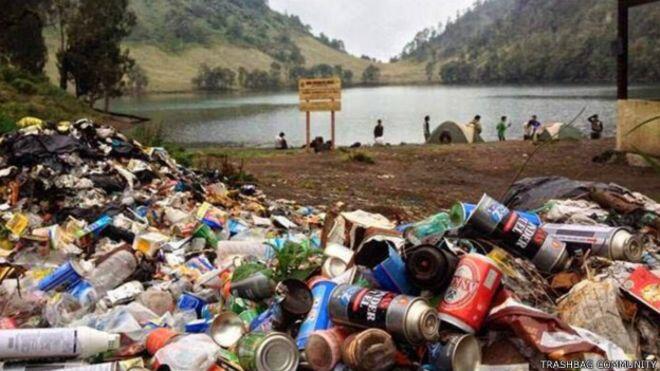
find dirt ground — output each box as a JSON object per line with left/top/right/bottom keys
{"left": 206, "top": 139, "right": 660, "bottom": 220}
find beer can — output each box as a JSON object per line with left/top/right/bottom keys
{"left": 328, "top": 284, "right": 439, "bottom": 344}
{"left": 37, "top": 260, "right": 89, "bottom": 292}
{"left": 230, "top": 272, "right": 276, "bottom": 301}
{"left": 427, "top": 333, "right": 481, "bottom": 371}
{"left": 238, "top": 308, "right": 260, "bottom": 326}
{"left": 404, "top": 244, "right": 458, "bottom": 293}
{"left": 341, "top": 329, "right": 396, "bottom": 371}
{"left": 373, "top": 246, "right": 418, "bottom": 295}
{"left": 237, "top": 332, "right": 299, "bottom": 371}
{"left": 438, "top": 253, "right": 502, "bottom": 333}
{"left": 304, "top": 327, "right": 351, "bottom": 371}
{"left": 296, "top": 280, "right": 337, "bottom": 349}
{"left": 542, "top": 224, "right": 643, "bottom": 262}
{"left": 468, "top": 194, "right": 569, "bottom": 273}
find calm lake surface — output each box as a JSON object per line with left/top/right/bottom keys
{"left": 112, "top": 85, "right": 659, "bottom": 147}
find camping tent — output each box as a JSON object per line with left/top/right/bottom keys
{"left": 427, "top": 121, "right": 484, "bottom": 144}
{"left": 538, "top": 122, "right": 584, "bottom": 142}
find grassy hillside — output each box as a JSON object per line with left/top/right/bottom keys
{"left": 44, "top": 0, "right": 426, "bottom": 93}
{"left": 0, "top": 65, "right": 99, "bottom": 126}
{"left": 401, "top": 0, "right": 660, "bottom": 84}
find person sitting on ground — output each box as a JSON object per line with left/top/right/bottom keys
{"left": 439, "top": 130, "right": 452, "bottom": 144}
{"left": 374, "top": 119, "right": 384, "bottom": 146}
{"left": 275, "top": 132, "right": 288, "bottom": 150}
{"left": 466, "top": 115, "right": 482, "bottom": 143}
{"left": 525, "top": 115, "right": 542, "bottom": 141}
{"left": 588, "top": 114, "right": 603, "bottom": 140}
{"left": 496, "top": 116, "right": 512, "bottom": 141}
{"left": 423, "top": 115, "right": 431, "bottom": 142}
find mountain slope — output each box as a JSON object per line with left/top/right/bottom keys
{"left": 44, "top": 0, "right": 425, "bottom": 92}
{"left": 401, "top": 0, "right": 660, "bottom": 84}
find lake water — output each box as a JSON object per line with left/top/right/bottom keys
{"left": 111, "top": 85, "right": 659, "bottom": 146}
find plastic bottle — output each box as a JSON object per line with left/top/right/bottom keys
{"left": 87, "top": 249, "right": 138, "bottom": 292}
{"left": 0, "top": 327, "right": 120, "bottom": 360}
{"left": 404, "top": 212, "right": 452, "bottom": 245}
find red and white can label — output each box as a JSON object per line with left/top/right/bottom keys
{"left": 438, "top": 254, "right": 502, "bottom": 332}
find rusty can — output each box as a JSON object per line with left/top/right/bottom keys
{"left": 237, "top": 331, "right": 299, "bottom": 371}
{"left": 437, "top": 253, "right": 502, "bottom": 333}
{"left": 341, "top": 329, "right": 396, "bottom": 371}
{"left": 542, "top": 224, "right": 643, "bottom": 262}
{"left": 468, "top": 194, "right": 570, "bottom": 273}
{"left": 304, "top": 327, "right": 351, "bottom": 371}
{"left": 328, "top": 284, "right": 439, "bottom": 344}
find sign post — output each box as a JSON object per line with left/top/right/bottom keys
{"left": 299, "top": 78, "right": 342, "bottom": 151}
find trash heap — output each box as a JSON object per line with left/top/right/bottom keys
{"left": 0, "top": 119, "right": 658, "bottom": 371}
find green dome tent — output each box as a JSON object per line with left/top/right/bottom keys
{"left": 427, "top": 121, "right": 484, "bottom": 144}
{"left": 538, "top": 122, "right": 584, "bottom": 142}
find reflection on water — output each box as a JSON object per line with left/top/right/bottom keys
{"left": 111, "top": 85, "right": 659, "bottom": 146}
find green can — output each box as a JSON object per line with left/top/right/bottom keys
{"left": 217, "top": 347, "right": 241, "bottom": 369}
{"left": 227, "top": 296, "right": 251, "bottom": 314}
{"left": 237, "top": 332, "right": 299, "bottom": 371}
{"left": 238, "top": 308, "right": 259, "bottom": 326}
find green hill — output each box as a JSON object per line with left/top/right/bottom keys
{"left": 44, "top": 0, "right": 425, "bottom": 93}
{"left": 400, "top": 0, "right": 660, "bottom": 84}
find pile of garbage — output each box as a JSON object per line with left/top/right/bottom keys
{"left": 0, "top": 119, "right": 658, "bottom": 371}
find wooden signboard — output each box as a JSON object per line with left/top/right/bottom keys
{"left": 298, "top": 77, "right": 342, "bottom": 150}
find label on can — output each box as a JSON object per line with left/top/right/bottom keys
{"left": 501, "top": 213, "right": 542, "bottom": 260}
{"left": 237, "top": 332, "right": 265, "bottom": 371}
{"left": 296, "top": 281, "right": 335, "bottom": 348}
{"left": 347, "top": 289, "right": 396, "bottom": 328}
{"left": 442, "top": 263, "right": 480, "bottom": 308}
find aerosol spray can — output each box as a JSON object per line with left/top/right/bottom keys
{"left": 542, "top": 224, "right": 643, "bottom": 262}
{"left": 328, "top": 284, "right": 439, "bottom": 344}
{"left": 467, "top": 194, "right": 570, "bottom": 273}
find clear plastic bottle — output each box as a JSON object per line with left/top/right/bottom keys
{"left": 87, "top": 249, "right": 138, "bottom": 292}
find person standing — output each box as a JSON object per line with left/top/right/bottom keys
{"left": 466, "top": 115, "right": 482, "bottom": 142}
{"left": 588, "top": 114, "right": 603, "bottom": 139}
{"left": 374, "top": 119, "right": 384, "bottom": 145}
{"left": 496, "top": 116, "right": 511, "bottom": 141}
{"left": 423, "top": 115, "right": 431, "bottom": 142}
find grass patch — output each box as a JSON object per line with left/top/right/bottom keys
{"left": 347, "top": 151, "right": 375, "bottom": 164}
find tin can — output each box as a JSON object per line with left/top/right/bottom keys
{"left": 239, "top": 308, "right": 260, "bottom": 326}
{"left": 231, "top": 272, "right": 276, "bottom": 301}
{"left": 451, "top": 202, "right": 541, "bottom": 228}
{"left": 373, "top": 246, "right": 418, "bottom": 295}
{"left": 468, "top": 194, "right": 569, "bottom": 273}
{"left": 37, "top": 260, "right": 89, "bottom": 292}
{"left": 177, "top": 292, "right": 207, "bottom": 316}
{"left": 427, "top": 333, "right": 482, "bottom": 371}
{"left": 405, "top": 244, "right": 458, "bottom": 293}
{"left": 210, "top": 311, "right": 246, "bottom": 347}
{"left": 542, "top": 224, "right": 643, "bottom": 262}
{"left": 304, "top": 327, "right": 351, "bottom": 371}
{"left": 237, "top": 332, "right": 299, "bottom": 371}
{"left": 328, "top": 284, "right": 439, "bottom": 344}
{"left": 437, "top": 253, "right": 502, "bottom": 333}
{"left": 296, "top": 280, "right": 337, "bottom": 349}
{"left": 341, "top": 329, "right": 396, "bottom": 371}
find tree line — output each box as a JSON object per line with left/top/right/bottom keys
{"left": 193, "top": 63, "right": 381, "bottom": 91}
{"left": 0, "top": 0, "right": 146, "bottom": 111}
